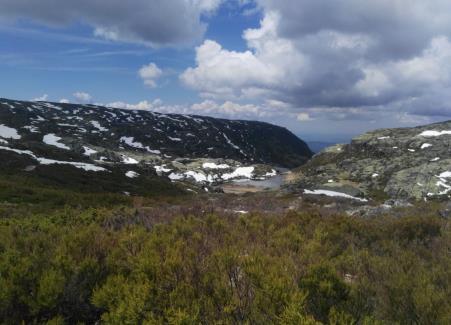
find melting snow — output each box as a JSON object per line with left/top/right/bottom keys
{"left": 121, "top": 136, "right": 145, "bottom": 149}
{"left": 168, "top": 173, "right": 184, "bottom": 181}
{"left": 304, "top": 189, "right": 368, "bottom": 202}
{"left": 120, "top": 136, "right": 160, "bottom": 154}
{"left": 43, "top": 134, "right": 70, "bottom": 150}
{"left": 222, "top": 167, "right": 254, "bottom": 180}
{"left": 185, "top": 171, "right": 209, "bottom": 183}
{"left": 2, "top": 102, "right": 15, "bottom": 109}
{"left": 0, "top": 146, "right": 107, "bottom": 172}
{"left": 121, "top": 155, "right": 139, "bottom": 164}
{"left": 83, "top": 146, "right": 97, "bottom": 156}
{"left": 154, "top": 165, "right": 172, "bottom": 173}
{"left": 202, "top": 162, "right": 230, "bottom": 169}
{"left": 430, "top": 157, "right": 440, "bottom": 162}
{"left": 0, "top": 124, "right": 21, "bottom": 139}
{"left": 168, "top": 136, "right": 182, "bottom": 141}
{"left": 265, "top": 169, "right": 277, "bottom": 177}
{"left": 42, "top": 103, "right": 63, "bottom": 110}
{"left": 435, "top": 171, "right": 451, "bottom": 195}
{"left": 91, "top": 121, "right": 108, "bottom": 132}
{"left": 419, "top": 130, "right": 451, "bottom": 137}
{"left": 125, "top": 171, "right": 139, "bottom": 178}
{"left": 377, "top": 136, "right": 390, "bottom": 140}
{"left": 23, "top": 126, "right": 40, "bottom": 133}
{"left": 420, "top": 143, "right": 432, "bottom": 149}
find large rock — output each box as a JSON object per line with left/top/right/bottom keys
{"left": 287, "top": 120, "right": 451, "bottom": 201}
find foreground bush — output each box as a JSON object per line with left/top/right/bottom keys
{"left": 0, "top": 207, "right": 449, "bottom": 324}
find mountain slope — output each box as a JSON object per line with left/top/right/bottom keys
{"left": 286, "top": 120, "right": 451, "bottom": 201}
{"left": 0, "top": 98, "right": 312, "bottom": 194}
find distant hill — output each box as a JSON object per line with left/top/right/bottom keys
{"left": 0, "top": 98, "right": 313, "bottom": 195}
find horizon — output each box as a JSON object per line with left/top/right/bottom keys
{"left": 1, "top": 1, "right": 451, "bottom": 141}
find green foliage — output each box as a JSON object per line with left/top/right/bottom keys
{"left": 299, "top": 265, "right": 350, "bottom": 323}
{"left": 0, "top": 203, "right": 450, "bottom": 324}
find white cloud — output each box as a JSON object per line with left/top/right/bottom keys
{"left": 181, "top": 12, "right": 305, "bottom": 100}
{"left": 73, "top": 92, "right": 92, "bottom": 103}
{"left": 181, "top": 1, "right": 451, "bottom": 124}
{"left": 59, "top": 98, "right": 70, "bottom": 103}
{"left": 139, "top": 63, "right": 163, "bottom": 88}
{"left": 297, "top": 113, "right": 313, "bottom": 122}
{"left": 33, "top": 94, "right": 49, "bottom": 101}
{"left": 0, "top": 0, "right": 225, "bottom": 46}
{"left": 106, "top": 99, "right": 162, "bottom": 110}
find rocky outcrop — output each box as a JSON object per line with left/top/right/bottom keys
{"left": 286, "top": 120, "right": 451, "bottom": 201}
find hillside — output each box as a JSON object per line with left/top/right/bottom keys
{"left": 287, "top": 120, "right": 451, "bottom": 201}
{"left": 0, "top": 98, "right": 312, "bottom": 194}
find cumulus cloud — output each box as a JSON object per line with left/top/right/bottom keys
{"left": 139, "top": 63, "right": 163, "bottom": 88}
{"left": 0, "top": 0, "right": 224, "bottom": 46}
{"left": 181, "top": 12, "right": 305, "bottom": 100}
{"left": 181, "top": 0, "right": 451, "bottom": 124}
{"left": 102, "top": 97, "right": 288, "bottom": 122}
{"left": 33, "top": 94, "right": 49, "bottom": 101}
{"left": 73, "top": 91, "right": 92, "bottom": 103}
{"left": 106, "top": 99, "right": 162, "bottom": 110}
{"left": 297, "top": 113, "right": 313, "bottom": 122}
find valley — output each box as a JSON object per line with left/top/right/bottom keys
{"left": 0, "top": 97, "right": 450, "bottom": 324}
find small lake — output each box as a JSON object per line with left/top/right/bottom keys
{"left": 231, "top": 174, "right": 286, "bottom": 190}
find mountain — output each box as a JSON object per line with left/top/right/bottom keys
{"left": 0, "top": 98, "right": 312, "bottom": 194}
{"left": 286, "top": 120, "right": 451, "bottom": 201}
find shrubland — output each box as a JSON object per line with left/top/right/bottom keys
{"left": 0, "top": 181, "right": 449, "bottom": 324}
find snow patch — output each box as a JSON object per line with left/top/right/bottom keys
{"left": 304, "top": 189, "right": 368, "bottom": 202}
{"left": 125, "top": 171, "right": 139, "bottom": 178}
{"left": 23, "top": 125, "right": 40, "bottom": 133}
{"left": 222, "top": 167, "right": 254, "bottom": 180}
{"left": 0, "top": 146, "right": 107, "bottom": 172}
{"left": 419, "top": 130, "right": 451, "bottom": 137}
{"left": 265, "top": 169, "right": 277, "bottom": 177}
{"left": 420, "top": 143, "right": 432, "bottom": 149}
{"left": 202, "top": 162, "right": 230, "bottom": 169}
{"left": 43, "top": 134, "right": 70, "bottom": 150}
{"left": 83, "top": 146, "right": 97, "bottom": 156}
{"left": 121, "top": 155, "right": 139, "bottom": 164}
{"left": 90, "top": 121, "right": 108, "bottom": 132}
{"left": 120, "top": 136, "right": 160, "bottom": 154}
{"left": 154, "top": 165, "right": 172, "bottom": 173}
{"left": 0, "top": 124, "right": 21, "bottom": 139}
{"left": 168, "top": 173, "right": 184, "bottom": 181}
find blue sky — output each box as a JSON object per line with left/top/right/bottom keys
{"left": 1, "top": 0, "right": 451, "bottom": 142}
{"left": 0, "top": 3, "right": 258, "bottom": 105}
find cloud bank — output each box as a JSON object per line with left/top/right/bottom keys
{"left": 0, "top": 0, "right": 223, "bottom": 46}
{"left": 181, "top": 0, "right": 451, "bottom": 123}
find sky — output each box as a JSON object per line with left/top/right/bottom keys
{"left": 1, "top": 0, "right": 451, "bottom": 142}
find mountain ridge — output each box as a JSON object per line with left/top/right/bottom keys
{"left": 0, "top": 97, "right": 312, "bottom": 194}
